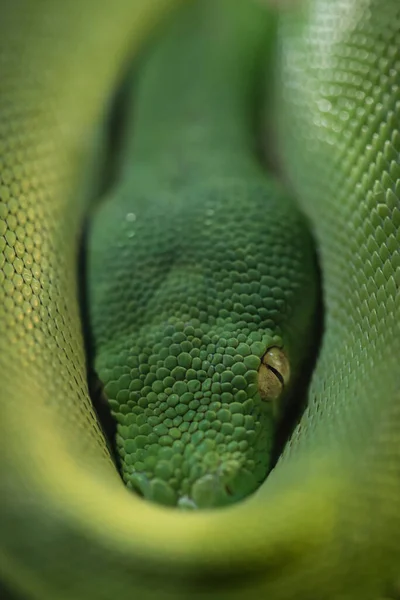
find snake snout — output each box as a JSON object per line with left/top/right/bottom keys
{"left": 178, "top": 464, "right": 258, "bottom": 509}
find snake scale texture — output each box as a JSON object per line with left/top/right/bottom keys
{"left": 0, "top": 0, "right": 399, "bottom": 599}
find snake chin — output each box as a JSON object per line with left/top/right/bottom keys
{"left": 187, "top": 467, "right": 259, "bottom": 509}
{"left": 127, "top": 462, "right": 259, "bottom": 509}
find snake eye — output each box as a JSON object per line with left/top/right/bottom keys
{"left": 257, "top": 347, "right": 290, "bottom": 405}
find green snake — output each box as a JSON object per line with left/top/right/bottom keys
{"left": 0, "top": 0, "right": 399, "bottom": 598}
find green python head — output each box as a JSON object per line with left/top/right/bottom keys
{"left": 89, "top": 175, "right": 315, "bottom": 509}
{"left": 102, "top": 320, "right": 290, "bottom": 508}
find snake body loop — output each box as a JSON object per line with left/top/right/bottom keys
{"left": 0, "top": 0, "right": 399, "bottom": 599}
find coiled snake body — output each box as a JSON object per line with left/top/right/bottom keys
{"left": 0, "top": 0, "right": 399, "bottom": 599}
